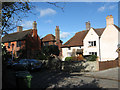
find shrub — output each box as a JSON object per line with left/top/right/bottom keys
{"left": 77, "top": 54, "right": 84, "bottom": 61}
{"left": 83, "top": 55, "right": 91, "bottom": 59}
{"left": 37, "top": 53, "right": 47, "bottom": 60}
{"left": 65, "top": 57, "right": 72, "bottom": 61}
{"left": 86, "top": 55, "right": 97, "bottom": 61}
{"left": 71, "top": 56, "right": 77, "bottom": 61}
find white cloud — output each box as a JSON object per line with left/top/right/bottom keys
{"left": 45, "top": 20, "right": 52, "bottom": 23}
{"left": 60, "top": 32, "right": 71, "bottom": 39}
{"left": 98, "top": 6, "right": 105, "bottom": 12}
{"left": 20, "top": 20, "right": 33, "bottom": 29}
{"left": 39, "top": 8, "right": 56, "bottom": 17}
{"left": 98, "top": 4, "right": 116, "bottom": 12}
{"left": 109, "top": 5, "right": 116, "bottom": 9}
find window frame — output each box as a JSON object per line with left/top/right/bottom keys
{"left": 44, "top": 42, "right": 49, "bottom": 46}
{"left": 68, "top": 47, "right": 71, "bottom": 50}
{"left": 89, "top": 52, "right": 97, "bottom": 56}
{"left": 88, "top": 41, "right": 96, "bottom": 47}
{"left": 17, "top": 41, "right": 21, "bottom": 47}
{"left": 8, "top": 42, "right": 11, "bottom": 48}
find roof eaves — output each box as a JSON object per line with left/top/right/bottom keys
{"left": 113, "top": 24, "right": 120, "bottom": 32}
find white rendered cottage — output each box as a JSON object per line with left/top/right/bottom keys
{"left": 61, "top": 15, "right": 120, "bottom": 61}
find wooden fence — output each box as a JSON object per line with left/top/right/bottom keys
{"left": 99, "top": 60, "right": 119, "bottom": 71}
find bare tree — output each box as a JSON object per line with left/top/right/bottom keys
{"left": 1, "top": 1, "right": 66, "bottom": 35}
{"left": 1, "top": 2, "right": 34, "bottom": 35}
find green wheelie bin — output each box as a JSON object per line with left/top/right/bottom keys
{"left": 16, "top": 71, "right": 32, "bottom": 88}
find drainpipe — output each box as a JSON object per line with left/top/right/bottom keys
{"left": 99, "top": 36, "right": 101, "bottom": 61}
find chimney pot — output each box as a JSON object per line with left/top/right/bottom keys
{"left": 86, "top": 21, "right": 91, "bottom": 30}
{"left": 33, "top": 21, "right": 37, "bottom": 30}
{"left": 32, "top": 21, "right": 37, "bottom": 38}
{"left": 56, "top": 26, "right": 59, "bottom": 29}
{"left": 17, "top": 26, "right": 23, "bottom": 32}
{"left": 106, "top": 15, "right": 114, "bottom": 26}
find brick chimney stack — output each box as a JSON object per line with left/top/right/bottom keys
{"left": 86, "top": 21, "right": 91, "bottom": 30}
{"left": 33, "top": 21, "right": 37, "bottom": 38}
{"left": 106, "top": 15, "right": 114, "bottom": 26}
{"left": 55, "top": 26, "right": 60, "bottom": 41}
{"left": 17, "top": 26, "right": 23, "bottom": 32}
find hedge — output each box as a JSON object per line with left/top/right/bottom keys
{"left": 65, "top": 57, "right": 72, "bottom": 61}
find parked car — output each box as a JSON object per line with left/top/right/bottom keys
{"left": 13, "top": 59, "right": 43, "bottom": 71}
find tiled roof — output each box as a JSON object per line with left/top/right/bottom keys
{"left": 62, "top": 30, "right": 89, "bottom": 47}
{"left": 94, "top": 28, "right": 105, "bottom": 36}
{"left": 42, "top": 34, "right": 63, "bottom": 43}
{"left": 2, "top": 29, "right": 32, "bottom": 43}
{"left": 42, "top": 34, "right": 55, "bottom": 42}
{"left": 62, "top": 28, "right": 105, "bottom": 48}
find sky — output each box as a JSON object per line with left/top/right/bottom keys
{"left": 11, "top": 2, "right": 118, "bottom": 44}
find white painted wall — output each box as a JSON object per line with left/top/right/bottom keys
{"left": 100, "top": 25, "right": 119, "bottom": 61}
{"left": 83, "top": 28, "right": 100, "bottom": 58}
{"left": 118, "top": 29, "right": 120, "bottom": 45}
{"left": 62, "top": 46, "right": 83, "bottom": 61}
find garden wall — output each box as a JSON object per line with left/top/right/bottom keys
{"left": 99, "top": 60, "right": 119, "bottom": 71}
{"left": 83, "top": 61, "right": 98, "bottom": 71}
{"left": 62, "top": 60, "right": 98, "bottom": 72}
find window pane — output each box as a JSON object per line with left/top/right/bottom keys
{"left": 92, "top": 52, "right": 94, "bottom": 55}
{"left": 67, "top": 52, "right": 72, "bottom": 57}
{"left": 8, "top": 42, "right": 11, "bottom": 47}
{"left": 68, "top": 47, "right": 71, "bottom": 50}
{"left": 44, "top": 42, "right": 49, "bottom": 46}
{"left": 94, "top": 41, "right": 96, "bottom": 46}
{"left": 95, "top": 52, "right": 97, "bottom": 56}
{"left": 89, "top": 52, "right": 91, "bottom": 55}
{"left": 17, "top": 41, "right": 21, "bottom": 47}
{"left": 91, "top": 42, "right": 93, "bottom": 46}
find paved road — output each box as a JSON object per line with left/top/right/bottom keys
{"left": 47, "top": 72, "right": 119, "bottom": 88}
{"left": 48, "top": 75, "right": 118, "bottom": 88}
{"left": 84, "top": 67, "right": 120, "bottom": 81}
{"left": 2, "top": 67, "right": 120, "bottom": 89}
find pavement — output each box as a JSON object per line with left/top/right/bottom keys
{"left": 71, "top": 67, "right": 120, "bottom": 81}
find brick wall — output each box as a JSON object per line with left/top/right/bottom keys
{"left": 4, "top": 40, "right": 26, "bottom": 57}
{"left": 25, "top": 32, "right": 41, "bottom": 58}
{"left": 99, "top": 60, "right": 119, "bottom": 71}
{"left": 4, "top": 31, "right": 41, "bottom": 59}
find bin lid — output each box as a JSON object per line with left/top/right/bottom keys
{"left": 16, "top": 71, "right": 32, "bottom": 78}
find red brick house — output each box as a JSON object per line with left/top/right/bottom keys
{"left": 2, "top": 21, "right": 41, "bottom": 59}
{"left": 41, "top": 26, "right": 63, "bottom": 56}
